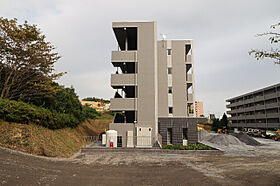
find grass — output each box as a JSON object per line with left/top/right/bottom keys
{"left": 0, "top": 119, "right": 111, "bottom": 158}
{"left": 96, "top": 111, "right": 114, "bottom": 120}
{"left": 162, "top": 143, "right": 215, "bottom": 150}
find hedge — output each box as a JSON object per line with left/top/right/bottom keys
{"left": 0, "top": 98, "right": 79, "bottom": 129}
{"left": 162, "top": 143, "right": 215, "bottom": 150}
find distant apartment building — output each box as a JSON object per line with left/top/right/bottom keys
{"left": 109, "top": 21, "right": 205, "bottom": 147}
{"left": 80, "top": 100, "right": 110, "bottom": 112}
{"left": 194, "top": 101, "right": 204, "bottom": 117}
{"left": 226, "top": 83, "right": 280, "bottom": 130}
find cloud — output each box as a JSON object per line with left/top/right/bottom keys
{"left": 1, "top": 0, "right": 279, "bottom": 117}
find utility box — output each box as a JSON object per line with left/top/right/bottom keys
{"left": 106, "top": 130, "right": 117, "bottom": 147}
{"left": 127, "top": 131, "right": 134, "bottom": 147}
{"left": 183, "top": 139, "right": 188, "bottom": 146}
{"left": 102, "top": 134, "right": 106, "bottom": 145}
{"left": 136, "top": 127, "right": 152, "bottom": 147}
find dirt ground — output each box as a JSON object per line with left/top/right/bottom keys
{"left": 1, "top": 137, "right": 280, "bottom": 186}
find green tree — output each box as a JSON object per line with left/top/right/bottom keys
{"left": 211, "top": 118, "right": 220, "bottom": 132}
{"left": 220, "top": 113, "right": 228, "bottom": 129}
{"left": 0, "top": 17, "right": 64, "bottom": 101}
{"left": 37, "top": 84, "right": 99, "bottom": 122}
{"left": 249, "top": 22, "right": 280, "bottom": 64}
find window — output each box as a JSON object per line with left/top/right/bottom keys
{"left": 168, "top": 68, "right": 172, "bottom": 74}
{"left": 169, "top": 107, "right": 173, "bottom": 114}
{"left": 167, "top": 49, "right": 172, "bottom": 55}
{"left": 168, "top": 87, "right": 172, "bottom": 94}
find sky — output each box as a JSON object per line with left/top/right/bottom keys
{"left": 1, "top": 0, "right": 279, "bottom": 117}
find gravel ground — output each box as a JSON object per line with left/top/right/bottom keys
{"left": 199, "top": 130, "right": 280, "bottom": 157}
{"left": 1, "top": 135, "right": 280, "bottom": 186}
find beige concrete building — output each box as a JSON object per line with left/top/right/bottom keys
{"left": 157, "top": 40, "right": 195, "bottom": 117}
{"left": 109, "top": 21, "right": 198, "bottom": 147}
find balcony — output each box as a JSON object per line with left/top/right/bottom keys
{"left": 187, "top": 94, "right": 193, "bottom": 102}
{"left": 244, "top": 107, "right": 254, "bottom": 112}
{"left": 110, "top": 98, "right": 137, "bottom": 111}
{"left": 254, "top": 96, "right": 264, "bottom": 102}
{"left": 245, "top": 115, "right": 255, "bottom": 120}
{"left": 111, "top": 51, "right": 137, "bottom": 62}
{"left": 267, "top": 123, "right": 280, "bottom": 128}
{"left": 236, "top": 108, "right": 245, "bottom": 113}
{"left": 264, "top": 92, "right": 277, "bottom": 100}
{"left": 111, "top": 74, "right": 137, "bottom": 87}
{"left": 226, "top": 104, "right": 233, "bottom": 108}
{"left": 238, "top": 115, "right": 246, "bottom": 120}
{"left": 244, "top": 98, "right": 254, "bottom": 104}
{"left": 226, "top": 110, "right": 233, "bottom": 115}
{"left": 255, "top": 105, "right": 265, "bottom": 110}
{"left": 255, "top": 114, "right": 266, "bottom": 119}
{"left": 186, "top": 74, "right": 192, "bottom": 82}
{"left": 185, "top": 55, "right": 192, "bottom": 63}
{"left": 229, "top": 116, "right": 238, "bottom": 120}
{"left": 265, "top": 102, "right": 279, "bottom": 109}
{"left": 266, "top": 112, "right": 280, "bottom": 118}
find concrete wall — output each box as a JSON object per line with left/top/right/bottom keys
{"left": 109, "top": 123, "right": 135, "bottom": 147}
{"left": 158, "top": 117, "right": 207, "bottom": 145}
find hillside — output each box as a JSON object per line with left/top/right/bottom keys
{"left": 0, "top": 119, "right": 111, "bottom": 158}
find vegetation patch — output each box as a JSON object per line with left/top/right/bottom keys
{"left": 162, "top": 143, "right": 216, "bottom": 150}
{"left": 0, "top": 119, "right": 111, "bottom": 158}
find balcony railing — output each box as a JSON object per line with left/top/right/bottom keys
{"left": 265, "top": 102, "right": 279, "bottom": 109}
{"left": 187, "top": 94, "right": 193, "bottom": 102}
{"left": 264, "top": 92, "right": 277, "bottom": 100}
{"left": 110, "top": 98, "right": 137, "bottom": 111}
{"left": 111, "top": 51, "right": 137, "bottom": 62}
{"left": 186, "top": 74, "right": 192, "bottom": 82}
{"left": 111, "top": 74, "right": 137, "bottom": 87}
{"left": 266, "top": 112, "right": 279, "bottom": 118}
{"left": 185, "top": 55, "right": 192, "bottom": 63}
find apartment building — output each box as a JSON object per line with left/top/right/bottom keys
{"left": 195, "top": 101, "right": 204, "bottom": 117}
{"left": 109, "top": 21, "right": 204, "bottom": 147}
{"left": 226, "top": 83, "right": 280, "bottom": 130}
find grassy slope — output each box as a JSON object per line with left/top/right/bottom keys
{"left": 0, "top": 119, "right": 111, "bottom": 158}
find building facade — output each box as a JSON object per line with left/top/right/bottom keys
{"left": 226, "top": 83, "right": 280, "bottom": 130}
{"left": 109, "top": 21, "right": 199, "bottom": 147}
{"left": 194, "top": 101, "right": 204, "bottom": 117}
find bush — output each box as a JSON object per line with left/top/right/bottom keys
{"left": 0, "top": 98, "right": 80, "bottom": 129}
{"left": 29, "top": 84, "right": 99, "bottom": 123}
{"left": 82, "top": 105, "right": 100, "bottom": 120}
{"left": 162, "top": 143, "right": 215, "bottom": 150}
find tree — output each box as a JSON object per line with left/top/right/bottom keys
{"left": 220, "top": 113, "right": 228, "bottom": 129}
{"left": 211, "top": 118, "right": 220, "bottom": 132}
{"left": 0, "top": 17, "right": 63, "bottom": 102}
{"left": 249, "top": 22, "right": 280, "bottom": 64}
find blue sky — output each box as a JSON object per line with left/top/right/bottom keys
{"left": 1, "top": 0, "right": 279, "bottom": 117}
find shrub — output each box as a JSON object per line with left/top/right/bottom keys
{"left": 162, "top": 143, "right": 215, "bottom": 150}
{"left": 0, "top": 98, "right": 80, "bottom": 129}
